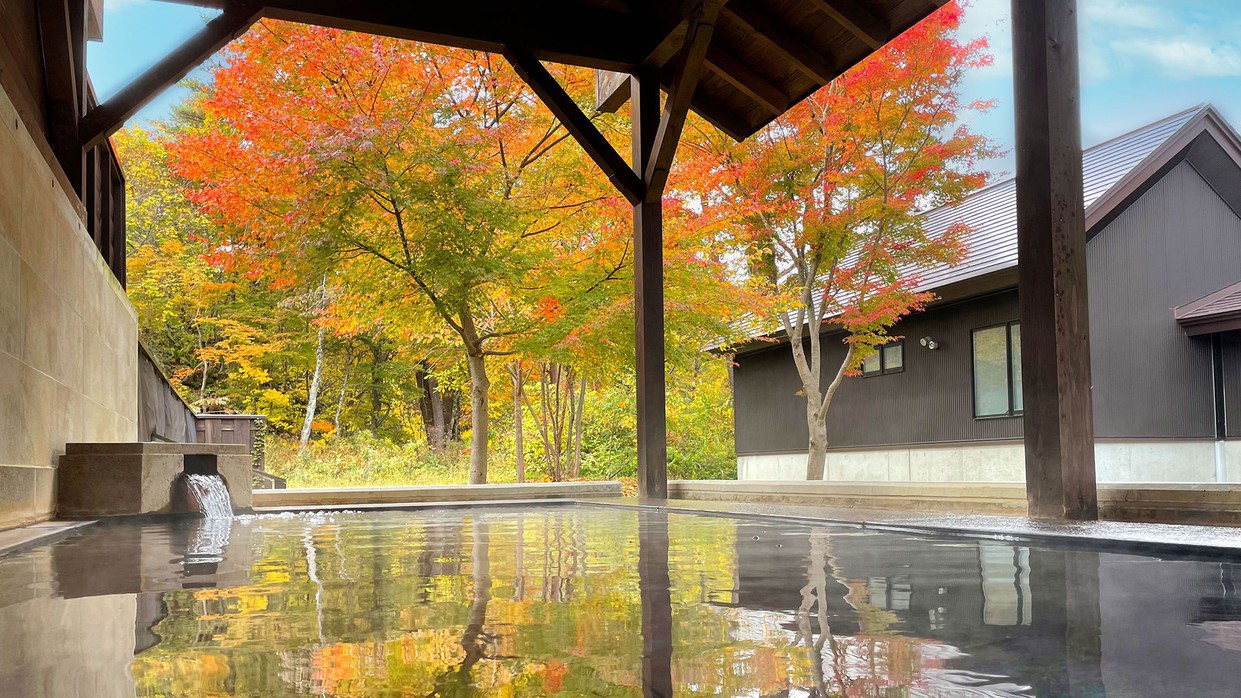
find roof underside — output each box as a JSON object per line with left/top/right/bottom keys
{"left": 168, "top": 0, "right": 947, "bottom": 141}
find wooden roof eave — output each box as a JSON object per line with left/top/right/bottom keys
{"left": 156, "top": 0, "right": 671, "bottom": 71}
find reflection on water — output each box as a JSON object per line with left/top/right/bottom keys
{"left": 0, "top": 506, "right": 1239, "bottom": 696}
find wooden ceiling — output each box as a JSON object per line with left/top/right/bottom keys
{"left": 598, "top": 0, "right": 949, "bottom": 139}
{"left": 162, "top": 0, "right": 948, "bottom": 141}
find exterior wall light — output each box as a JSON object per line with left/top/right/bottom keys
{"left": 920, "top": 336, "right": 939, "bottom": 350}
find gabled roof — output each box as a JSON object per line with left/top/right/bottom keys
{"left": 915, "top": 104, "right": 1237, "bottom": 294}
{"left": 730, "top": 104, "right": 1241, "bottom": 352}
{"left": 1176, "top": 281, "right": 1241, "bottom": 336}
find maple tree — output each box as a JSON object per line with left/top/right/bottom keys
{"left": 169, "top": 24, "right": 590, "bottom": 482}
{"left": 118, "top": 125, "right": 295, "bottom": 417}
{"left": 685, "top": 3, "right": 998, "bottom": 479}
{"left": 169, "top": 21, "right": 746, "bottom": 483}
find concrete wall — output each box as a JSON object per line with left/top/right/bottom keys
{"left": 739, "top": 439, "right": 1232, "bottom": 483}
{"left": 138, "top": 342, "right": 196, "bottom": 443}
{"left": 0, "top": 84, "right": 138, "bottom": 529}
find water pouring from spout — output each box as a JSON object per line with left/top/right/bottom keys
{"left": 184, "top": 473, "right": 234, "bottom": 519}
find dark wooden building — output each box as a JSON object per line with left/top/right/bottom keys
{"left": 732, "top": 106, "right": 1241, "bottom": 483}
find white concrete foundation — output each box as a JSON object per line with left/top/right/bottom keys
{"left": 739, "top": 440, "right": 1234, "bottom": 483}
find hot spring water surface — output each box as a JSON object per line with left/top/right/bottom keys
{"left": 0, "top": 505, "right": 1239, "bottom": 696}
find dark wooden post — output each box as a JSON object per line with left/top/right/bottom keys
{"left": 632, "top": 70, "right": 667, "bottom": 499}
{"left": 1011, "top": 0, "right": 1098, "bottom": 519}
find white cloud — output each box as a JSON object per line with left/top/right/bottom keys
{"left": 1080, "top": 45, "right": 1112, "bottom": 84}
{"left": 1111, "top": 38, "right": 1241, "bottom": 79}
{"left": 1081, "top": 0, "right": 1171, "bottom": 31}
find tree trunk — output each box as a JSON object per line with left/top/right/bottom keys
{"left": 369, "top": 345, "right": 385, "bottom": 434}
{"left": 431, "top": 389, "right": 447, "bottom": 449}
{"left": 570, "top": 375, "right": 586, "bottom": 478}
{"left": 799, "top": 341, "right": 853, "bottom": 481}
{"left": 299, "top": 323, "right": 326, "bottom": 454}
{"left": 466, "top": 351, "right": 490, "bottom": 484}
{"left": 196, "top": 323, "right": 209, "bottom": 407}
{"left": 416, "top": 361, "right": 457, "bottom": 453}
{"left": 806, "top": 405, "right": 828, "bottom": 480}
{"left": 334, "top": 355, "right": 351, "bottom": 436}
{"left": 510, "top": 362, "right": 525, "bottom": 483}
{"left": 446, "top": 390, "right": 463, "bottom": 441}
{"left": 549, "top": 364, "right": 564, "bottom": 482}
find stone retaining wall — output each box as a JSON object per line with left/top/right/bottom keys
{"left": 0, "top": 85, "right": 138, "bottom": 530}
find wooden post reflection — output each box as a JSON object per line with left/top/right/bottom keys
{"left": 1029, "top": 549, "right": 1104, "bottom": 696}
{"left": 638, "top": 509, "right": 673, "bottom": 698}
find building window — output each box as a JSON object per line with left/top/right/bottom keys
{"left": 972, "top": 322, "right": 1022, "bottom": 417}
{"left": 862, "top": 341, "right": 904, "bottom": 377}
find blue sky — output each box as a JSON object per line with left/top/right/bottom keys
{"left": 89, "top": 0, "right": 1241, "bottom": 176}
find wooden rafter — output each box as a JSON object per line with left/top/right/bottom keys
{"left": 502, "top": 46, "right": 644, "bottom": 205}
{"left": 81, "top": 3, "right": 262, "bottom": 149}
{"left": 807, "top": 0, "right": 889, "bottom": 51}
{"left": 644, "top": 1, "right": 723, "bottom": 199}
{"left": 37, "top": 0, "right": 84, "bottom": 188}
{"left": 705, "top": 46, "right": 786, "bottom": 115}
{"left": 721, "top": 3, "right": 834, "bottom": 84}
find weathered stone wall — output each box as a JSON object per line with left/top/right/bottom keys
{"left": 0, "top": 84, "right": 138, "bottom": 529}
{"left": 138, "top": 342, "right": 196, "bottom": 443}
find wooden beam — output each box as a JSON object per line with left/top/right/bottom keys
{"left": 1011, "top": 0, "right": 1097, "bottom": 520}
{"left": 807, "top": 0, "right": 889, "bottom": 51}
{"left": 37, "top": 0, "right": 84, "bottom": 192}
{"left": 72, "top": 0, "right": 88, "bottom": 108}
{"left": 644, "top": 1, "right": 721, "bottom": 199}
{"left": 632, "top": 70, "right": 667, "bottom": 500}
{"left": 80, "top": 3, "right": 261, "bottom": 149}
{"left": 722, "top": 3, "right": 835, "bottom": 84}
{"left": 705, "top": 46, "right": 786, "bottom": 115}
{"left": 109, "top": 154, "right": 127, "bottom": 287}
{"left": 257, "top": 0, "right": 659, "bottom": 71}
{"left": 502, "top": 47, "right": 644, "bottom": 205}
{"left": 594, "top": 70, "right": 631, "bottom": 113}
{"left": 593, "top": 5, "right": 694, "bottom": 114}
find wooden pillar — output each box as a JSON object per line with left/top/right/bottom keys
{"left": 1011, "top": 0, "right": 1097, "bottom": 519}
{"left": 632, "top": 70, "right": 667, "bottom": 499}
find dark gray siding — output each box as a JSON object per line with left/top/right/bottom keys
{"left": 733, "top": 291, "right": 1024, "bottom": 454}
{"left": 1088, "top": 161, "right": 1241, "bottom": 438}
{"left": 734, "top": 159, "right": 1241, "bottom": 455}
{"left": 1225, "top": 332, "right": 1241, "bottom": 437}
